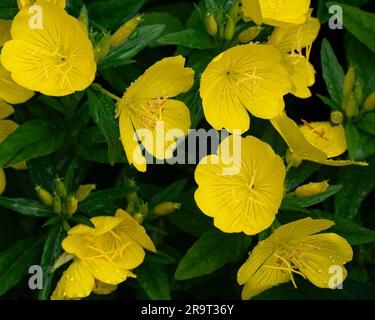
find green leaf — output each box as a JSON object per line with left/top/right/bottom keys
{"left": 345, "top": 123, "right": 375, "bottom": 160}
{"left": 175, "top": 229, "right": 252, "bottom": 280}
{"left": 144, "top": 251, "right": 176, "bottom": 265}
{"left": 282, "top": 185, "right": 343, "bottom": 210}
{"left": 148, "top": 179, "right": 187, "bottom": 209}
{"left": 335, "top": 156, "right": 375, "bottom": 220}
{"left": 87, "top": 89, "right": 124, "bottom": 166}
{"left": 356, "top": 112, "right": 375, "bottom": 135}
{"left": 0, "top": 0, "right": 17, "bottom": 19}
{"left": 317, "top": 0, "right": 370, "bottom": 23}
{"left": 99, "top": 25, "right": 165, "bottom": 70}
{"left": 0, "top": 120, "right": 65, "bottom": 167}
{"left": 0, "top": 197, "right": 53, "bottom": 218}
{"left": 157, "top": 29, "right": 215, "bottom": 49}
{"left": 79, "top": 186, "right": 137, "bottom": 213}
{"left": 71, "top": 215, "right": 95, "bottom": 228}
{"left": 330, "top": 2, "right": 375, "bottom": 54}
{"left": 321, "top": 38, "right": 345, "bottom": 106}
{"left": 317, "top": 94, "right": 340, "bottom": 110}
{"left": 38, "top": 224, "right": 66, "bottom": 300}
{"left": 87, "top": 0, "right": 146, "bottom": 31}
{"left": 0, "top": 237, "right": 44, "bottom": 296}
{"left": 136, "top": 262, "right": 171, "bottom": 300}
{"left": 27, "top": 157, "right": 56, "bottom": 193}
{"left": 285, "top": 162, "right": 321, "bottom": 192}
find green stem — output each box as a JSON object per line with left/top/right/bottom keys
{"left": 91, "top": 83, "right": 121, "bottom": 102}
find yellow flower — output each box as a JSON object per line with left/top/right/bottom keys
{"left": 194, "top": 135, "right": 286, "bottom": 235}
{"left": 51, "top": 209, "right": 156, "bottom": 300}
{"left": 1, "top": 1, "right": 96, "bottom": 97}
{"left": 200, "top": 44, "right": 291, "bottom": 133}
{"left": 17, "top": 0, "right": 66, "bottom": 9}
{"left": 237, "top": 217, "right": 353, "bottom": 299}
{"left": 0, "top": 58, "right": 34, "bottom": 104}
{"left": 269, "top": 14, "right": 320, "bottom": 99}
{"left": 271, "top": 113, "right": 367, "bottom": 167}
{"left": 117, "top": 56, "right": 194, "bottom": 172}
{"left": 299, "top": 121, "right": 347, "bottom": 158}
{"left": 242, "top": 0, "right": 311, "bottom": 26}
{"left": 0, "top": 19, "right": 12, "bottom": 46}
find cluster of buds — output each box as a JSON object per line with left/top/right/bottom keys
{"left": 341, "top": 65, "right": 375, "bottom": 119}
{"left": 35, "top": 178, "right": 96, "bottom": 218}
{"left": 203, "top": 0, "right": 243, "bottom": 43}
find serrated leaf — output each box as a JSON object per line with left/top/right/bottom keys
{"left": 0, "top": 197, "right": 53, "bottom": 218}
{"left": 175, "top": 229, "right": 252, "bottom": 280}
{"left": 0, "top": 237, "right": 44, "bottom": 296}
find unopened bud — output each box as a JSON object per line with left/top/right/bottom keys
{"left": 35, "top": 185, "right": 54, "bottom": 207}
{"left": 75, "top": 184, "right": 96, "bottom": 202}
{"left": 364, "top": 91, "right": 375, "bottom": 112}
{"left": 295, "top": 181, "right": 329, "bottom": 198}
{"left": 79, "top": 5, "right": 89, "bottom": 33}
{"left": 204, "top": 13, "right": 218, "bottom": 37}
{"left": 154, "top": 202, "right": 181, "bottom": 216}
{"left": 224, "top": 16, "right": 235, "bottom": 42}
{"left": 133, "top": 212, "right": 144, "bottom": 224}
{"left": 110, "top": 14, "right": 143, "bottom": 48}
{"left": 0, "top": 169, "right": 6, "bottom": 195}
{"left": 65, "top": 196, "right": 78, "bottom": 216}
{"left": 53, "top": 195, "right": 62, "bottom": 215}
{"left": 330, "top": 111, "right": 344, "bottom": 125}
{"left": 354, "top": 81, "right": 363, "bottom": 105}
{"left": 342, "top": 65, "right": 355, "bottom": 97}
{"left": 55, "top": 178, "right": 67, "bottom": 197}
{"left": 94, "top": 34, "right": 111, "bottom": 62}
{"left": 343, "top": 93, "right": 359, "bottom": 118}
{"left": 286, "top": 149, "right": 303, "bottom": 168}
{"left": 126, "top": 179, "right": 139, "bottom": 202}
{"left": 126, "top": 201, "right": 136, "bottom": 214}
{"left": 238, "top": 26, "right": 263, "bottom": 43}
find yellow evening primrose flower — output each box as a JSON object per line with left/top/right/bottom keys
{"left": 194, "top": 135, "right": 286, "bottom": 235}
{"left": 299, "top": 121, "right": 347, "bottom": 158}
{"left": 0, "top": 58, "right": 34, "bottom": 104}
{"left": 200, "top": 44, "right": 291, "bottom": 133}
{"left": 1, "top": 0, "right": 96, "bottom": 97}
{"left": 238, "top": 217, "right": 353, "bottom": 299}
{"left": 0, "top": 19, "right": 12, "bottom": 46}
{"left": 117, "top": 56, "right": 194, "bottom": 172}
{"left": 270, "top": 113, "right": 367, "bottom": 167}
{"left": 51, "top": 209, "right": 156, "bottom": 300}
{"left": 242, "top": 0, "right": 311, "bottom": 27}
{"left": 269, "top": 14, "right": 320, "bottom": 99}
{"left": 17, "top": 0, "right": 66, "bottom": 9}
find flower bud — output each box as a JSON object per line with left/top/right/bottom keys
{"left": 126, "top": 201, "right": 136, "bottom": 214}
{"left": 330, "top": 111, "right": 344, "bottom": 125}
{"left": 204, "top": 13, "right": 218, "bottom": 37}
{"left": 55, "top": 178, "right": 67, "bottom": 197}
{"left": 126, "top": 179, "right": 139, "bottom": 202}
{"left": 65, "top": 196, "right": 78, "bottom": 216}
{"left": 154, "top": 202, "right": 181, "bottom": 216}
{"left": 110, "top": 14, "right": 143, "bottom": 48}
{"left": 53, "top": 195, "right": 62, "bottom": 215}
{"left": 35, "top": 185, "right": 54, "bottom": 207}
{"left": 94, "top": 34, "right": 111, "bottom": 63}
{"left": 343, "top": 93, "right": 359, "bottom": 118}
{"left": 342, "top": 65, "right": 355, "bottom": 97}
{"left": 364, "top": 91, "right": 375, "bottom": 112}
{"left": 295, "top": 181, "right": 329, "bottom": 198}
{"left": 238, "top": 26, "right": 263, "bottom": 43}
{"left": 75, "top": 184, "right": 96, "bottom": 202}
{"left": 286, "top": 149, "right": 303, "bottom": 168}
{"left": 224, "top": 16, "right": 235, "bottom": 42}
{"left": 0, "top": 169, "right": 6, "bottom": 195}
{"left": 133, "top": 212, "right": 144, "bottom": 224}
{"left": 79, "top": 5, "right": 89, "bottom": 34}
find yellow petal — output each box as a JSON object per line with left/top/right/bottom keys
{"left": 0, "top": 58, "right": 34, "bottom": 104}
{"left": 291, "top": 233, "right": 353, "bottom": 288}
{"left": 115, "top": 209, "right": 156, "bottom": 252}
{"left": 287, "top": 54, "right": 315, "bottom": 99}
{"left": 1, "top": 1, "right": 96, "bottom": 97}
{"left": 0, "top": 169, "right": 6, "bottom": 195}
{"left": 269, "top": 16, "right": 320, "bottom": 53}
{"left": 119, "top": 109, "right": 147, "bottom": 172}
{"left": 123, "top": 56, "right": 194, "bottom": 102}
{"left": 242, "top": 0, "right": 262, "bottom": 25}
{"left": 0, "top": 101, "right": 14, "bottom": 120}
{"left": 299, "top": 122, "right": 347, "bottom": 158}
{"left": 51, "top": 260, "right": 95, "bottom": 300}
{"left": 67, "top": 216, "right": 123, "bottom": 236}
{"left": 92, "top": 281, "right": 118, "bottom": 295}
{"left": 0, "top": 19, "right": 12, "bottom": 46}
{"left": 17, "top": 0, "right": 66, "bottom": 9}
{"left": 0, "top": 119, "right": 19, "bottom": 143}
